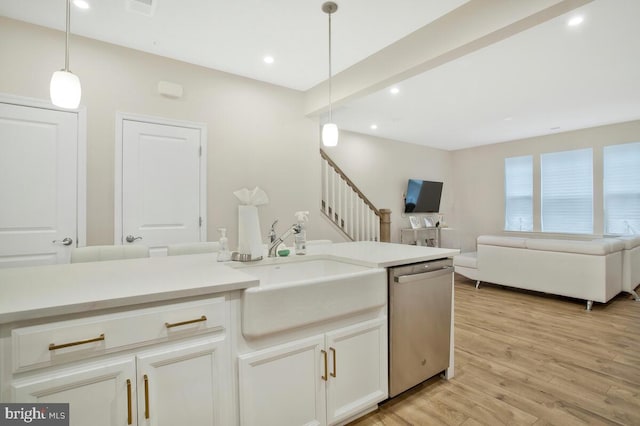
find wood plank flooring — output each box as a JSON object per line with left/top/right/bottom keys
{"left": 349, "top": 275, "right": 640, "bottom": 426}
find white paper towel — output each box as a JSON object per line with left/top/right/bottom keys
{"left": 234, "top": 187, "right": 269, "bottom": 206}
{"left": 238, "top": 205, "right": 263, "bottom": 258}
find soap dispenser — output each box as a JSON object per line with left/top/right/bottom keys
{"left": 217, "top": 228, "right": 231, "bottom": 262}
{"left": 294, "top": 211, "right": 309, "bottom": 255}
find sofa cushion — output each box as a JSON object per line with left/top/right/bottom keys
{"left": 525, "top": 238, "right": 621, "bottom": 255}
{"left": 453, "top": 252, "right": 477, "bottom": 269}
{"left": 616, "top": 235, "right": 640, "bottom": 250}
{"left": 477, "top": 235, "right": 527, "bottom": 248}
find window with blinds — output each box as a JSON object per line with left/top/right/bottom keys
{"left": 604, "top": 142, "right": 640, "bottom": 235}
{"left": 504, "top": 155, "right": 533, "bottom": 231}
{"left": 541, "top": 148, "right": 593, "bottom": 234}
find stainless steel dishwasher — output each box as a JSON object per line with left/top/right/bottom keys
{"left": 388, "top": 258, "right": 453, "bottom": 397}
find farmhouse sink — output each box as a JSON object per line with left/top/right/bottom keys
{"left": 238, "top": 258, "right": 387, "bottom": 338}
{"left": 239, "top": 259, "right": 372, "bottom": 286}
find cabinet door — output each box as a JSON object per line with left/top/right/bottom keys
{"left": 136, "top": 336, "right": 229, "bottom": 426}
{"left": 325, "top": 318, "right": 388, "bottom": 426}
{"left": 11, "top": 356, "right": 136, "bottom": 426}
{"left": 238, "top": 335, "right": 326, "bottom": 426}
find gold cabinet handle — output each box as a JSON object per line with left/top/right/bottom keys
{"left": 330, "top": 347, "right": 337, "bottom": 378}
{"left": 126, "top": 379, "right": 132, "bottom": 425}
{"left": 164, "top": 315, "right": 207, "bottom": 329}
{"left": 144, "top": 374, "right": 150, "bottom": 419}
{"left": 321, "top": 349, "right": 328, "bottom": 381}
{"left": 49, "top": 333, "right": 105, "bottom": 351}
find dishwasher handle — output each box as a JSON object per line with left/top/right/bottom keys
{"left": 394, "top": 266, "right": 452, "bottom": 283}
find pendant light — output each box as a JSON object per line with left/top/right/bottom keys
{"left": 321, "top": 2, "right": 338, "bottom": 147}
{"left": 50, "top": 0, "right": 82, "bottom": 109}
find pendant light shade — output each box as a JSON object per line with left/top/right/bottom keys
{"left": 322, "top": 123, "right": 338, "bottom": 147}
{"left": 50, "top": 0, "right": 81, "bottom": 109}
{"left": 50, "top": 70, "right": 81, "bottom": 109}
{"left": 321, "top": 2, "right": 338, "bottom": 147}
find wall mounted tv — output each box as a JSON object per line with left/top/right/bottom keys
{"left": 404, "top": 179, "right": 443, "bottom": 213}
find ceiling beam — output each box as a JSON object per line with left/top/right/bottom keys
{"left": 304, "top": 0, "right": 593, "bottom": 117}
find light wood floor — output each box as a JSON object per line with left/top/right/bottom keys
{"left": 349, "top": 275, "right": 640, "bottom": 426}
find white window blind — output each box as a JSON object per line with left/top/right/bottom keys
{"left": 604, "top": 141, "right": 640, "bottom": 235}
{"left": 504, "top": 155, "right": 533, "bottom": 231}
{"left": 541, "top": 148, "right": 593, "bottom": 234}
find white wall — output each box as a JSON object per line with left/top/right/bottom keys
{"left": 5, "top": 17, "right": 637, "bottom": 253}
{"left": 451, "top": 120, "right": 640, "bottom": 252}
{"left": 0, "top": 17, "right": 346, "bottom": 249}
{"left": 324, "top": 131, "right": 453, "bottom": 243}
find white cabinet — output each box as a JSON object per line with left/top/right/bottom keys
{"left": 10, "top": 298, "right": 226, "bottom": 373}
{"left": 136, "top": 336, "right": 229, "bottom": 426}
{"left": 11, "top": 336, "right": 229, "bottom": 426}
{"left": 6, "top": 297, "right": 232, "bottom": 426}
{"left": 238, "top": 317, "right": 387, "bottom": 426}
{"left": 239, "top": 335, "right": 326, "bottom": 426}
{"left": 325, "top": 319, "right": 388, "bottom": 425}
{"left": 12, "top": 356, "right": 136, "bottom": 426}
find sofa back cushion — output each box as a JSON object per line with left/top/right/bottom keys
{"left": 525, "top": 238, "right": 622, "bottom": 255}
{"left": 477, "top": 235, "right": 527, "bottom": 248}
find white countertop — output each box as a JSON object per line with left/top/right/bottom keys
{"left": 0, "top": 242, "right": 458, "bottom": 324}
{"left": 0, "top": 253, "right": 258, "bottom": 324}
{"left": 307, "top": 241, "right": 459, "bottom": 268}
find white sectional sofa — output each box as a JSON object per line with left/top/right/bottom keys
{"left": 454, "top": 235, "right": 640, "bottom": 310}
{"left": 619, "top": 236, "right": 640, "bottom": 301}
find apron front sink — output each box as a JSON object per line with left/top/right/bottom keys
{"left": 238, "top": 258, "right": 386, "bottom": 338}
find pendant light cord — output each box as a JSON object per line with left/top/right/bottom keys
{"left": 328, "top": 10, "right": 332, "bottom": 122}
{"left": 65, "top": 0, "right": 71, "bottom": 72}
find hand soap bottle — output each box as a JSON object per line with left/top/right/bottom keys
{"left": 294, "top": 211, "right": 309, "bottom": 255}
{"left": 217, "top": 228, "right": 231, "bottom": 262}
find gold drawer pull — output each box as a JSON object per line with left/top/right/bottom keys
{"left": 126, "top": 379, "right": 132, "bottom": 425}
{"left": 321, "top": 349, "right": 328, "bottom": 381}
{"left": 330, "top": 347, "right": 337, "bottom": 378}
{"left": 164, "top": 315, "right": 207, "bottom": 329}
{"left": 48, "top": 333, "right": 105, "bottom": 351}
{"left": 144, "top": 374, "right": 150, "bottom": 419}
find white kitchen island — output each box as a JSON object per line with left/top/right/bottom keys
{"left": 0, "top": 242, "right": 457, "bottom": 426}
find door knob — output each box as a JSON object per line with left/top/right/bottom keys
{"left": 125, "top": 235, "right": 143, "bottom": 243}
{"left": 52, "top": 237, "right": 73, "bottom": 246}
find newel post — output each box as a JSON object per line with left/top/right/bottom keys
{"left": 379, "top": 209, "right": 391, "bottom": 242}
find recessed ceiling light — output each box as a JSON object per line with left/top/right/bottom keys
{"left": 389, "top": 87, "right": 399, "bottom": 95}
{"left": 567, "top": 16, "right": 584, "bottom": 27}
{"left": 73, "top": 0, "right": 90, "bottom": 9}
{"left": 370, "top": 124, "right": 378, "bottom": 130}
{"left": 263, "top": 56, "right": 274, "bottom": 64}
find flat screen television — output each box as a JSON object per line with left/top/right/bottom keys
{"left": 404, "top": 179, "right": 443, "bottom": 213}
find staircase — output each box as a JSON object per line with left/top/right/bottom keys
{"left": 320, "top": 149, "right": 391, "bottom": 242}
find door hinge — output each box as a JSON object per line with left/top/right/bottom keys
{"left": 199, "top": 217, "right": 203, "bottom": 227}
{"left": 199, "top": 146, "right": 202, "bottom": 156}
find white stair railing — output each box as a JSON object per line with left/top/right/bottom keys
{"left": 320, "top": 150, "right": 390, "bottom": 242}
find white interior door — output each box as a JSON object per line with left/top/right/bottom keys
{"left": 0, "top": 100, "right": 82, "bottom": 267}
{"left": 118, "top": 116, "right": 206, "bottom": 254}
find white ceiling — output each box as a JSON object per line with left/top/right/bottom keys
{"left": 1, "top": 0, "right": 639, "bottom": 150}
{"left": 333, "top": 0, "right": 640, "bottom": 150}
{"left": 0, "top": 0, "right": 468, "bottom": 90}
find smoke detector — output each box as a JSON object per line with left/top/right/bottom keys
{"left": 126, "top": 0, "right": 156, "bottom": 17}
